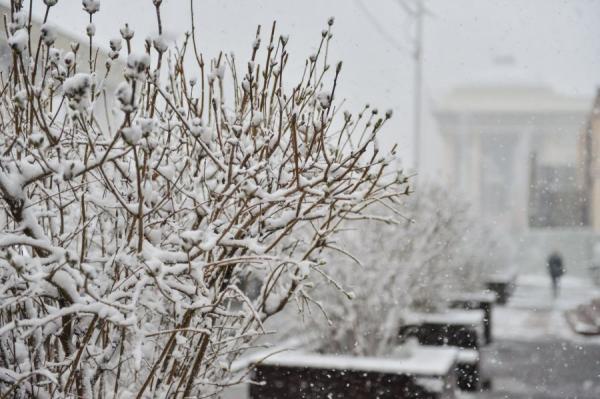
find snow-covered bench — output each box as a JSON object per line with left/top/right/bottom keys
{"left": 455, "top": 348, "right": 481, "bottom": 391}
{"left": 399, "top": 310, "right": 486, "bottom": 391}
{"left": 401, "top": 310, "right": 485, "bottom": 349}
{"left": 242, "top": 347, "right": 458, "bottom": 399}
{"left": 485, "top": 270, "right": 517, "bottom": 305}
{"left": 449, "top": 290, "right": 497, "bottom": 344}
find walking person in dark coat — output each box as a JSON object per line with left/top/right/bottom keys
{"left": 547, "top": 251, "right": 565, "bottom": 298}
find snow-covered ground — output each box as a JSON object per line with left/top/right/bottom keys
{"left": 493, "top": 274, "right": 600, "bottom": 344}
{"left": 480, "top": 274, "right": 600, "bottom": 399}
{"left": 223, "top": 274, "right": 600, "bottom": 399}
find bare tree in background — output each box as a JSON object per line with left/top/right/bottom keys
{"left": 295, "top": 184, "right": 510, "bottom": 358}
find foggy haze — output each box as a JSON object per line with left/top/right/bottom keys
{"left": 13, "top": 0, "right": 600, "bottom": 174}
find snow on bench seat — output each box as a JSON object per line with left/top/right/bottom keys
{"left": 404, "top": 309, "right": 485, "bottom": 326}
{"left": 257, "top": 346, "right": 458, "bottom": 377}
{"left": 449, "top": 291, "right": 497, "bottom": 304}
{"left": 247, "top": 347, "right": 459, "bottom": 399}
{"left": 456, "top": 349, "right": 479, "bottom": 364}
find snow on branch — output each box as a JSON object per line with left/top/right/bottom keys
{"left": 0, "top": 1, "right": 408, "bottom": 397}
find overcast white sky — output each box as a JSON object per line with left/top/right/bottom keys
{"left": 14, "top": 0, "right": 600, "bottom": 176}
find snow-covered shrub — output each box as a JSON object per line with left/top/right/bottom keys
{"left": 294, "top": 184, "right": 509, "bottom": 357}
{"left": 0, "top": 1, "right": 408, "bottom": 397}
{"left": 454, "top": 218, "right": 515, "bottom": 290}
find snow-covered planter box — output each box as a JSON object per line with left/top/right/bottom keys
{"left": 485, "top": 270, "right": 517, "bottom": 305}
{"left": 400, "top": 310, "right": 484, "bottom": 349}
{"left": 454, "top": 349, "right": 480, "bottom": 391}
{"left": 449, "top": 291, "right": 497, "bottom": 344}
{"left": 248, "top": 347, "right": 458, "bottom": 399}
{"left": 399, "top": 310, "right": 485, "bottom": 391}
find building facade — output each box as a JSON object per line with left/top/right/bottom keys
{"left": 434, "top": 72, "right": 592, "bottom": 274}
{"left": 579, "top": 90, "right": 600, "bottom": 231}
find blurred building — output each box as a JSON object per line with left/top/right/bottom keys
{"left": 580, "top": 90, "right": 600, "bottom": 230}
{"left": 434, "top": 58, "right": 592, "bottom": 274}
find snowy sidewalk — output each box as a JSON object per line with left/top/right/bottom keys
{"left": 493, "top": 274, "right": 600, "bottom": 343}
{"left": 506, "top": 274, "right": 599, "bottom": 311}
{"left": 478, "top": 274, "right": 600, "bottom": 399}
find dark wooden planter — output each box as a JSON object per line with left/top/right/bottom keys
{"left": 399, "top": 310, "right": 485, "bottom": 392}
{"left": 248, "top": 348, "right": 458, "bottom": 399}
{"left": 485, "top": 271, "right": 517, "bottom": 305}
{"left": 455, "top": 349, "right": 479, "bottom": 391}
{"left": 450, "top": 291, "right": 496, "bottom": 344}
{"left": 401, "top": 310, "right": 484, "bottom": 349}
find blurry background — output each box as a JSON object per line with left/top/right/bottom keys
{"left": 8, "top": 0, "right": 600, "bottom": 273}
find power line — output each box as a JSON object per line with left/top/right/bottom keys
{"left": 396, "top": 0, "right": 418, "bottom": 16}
{"left": 354, "top": 0, "right": 428, "bottom": 173}
{"left": 353, "top": 0, "right": 411, "bottom": 55}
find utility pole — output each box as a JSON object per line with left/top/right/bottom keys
{"left": 412, "top": 0, "right": 424, "bottom": 174}
{"left": 355, "top": 0, "right": 426, "bottom": 173}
